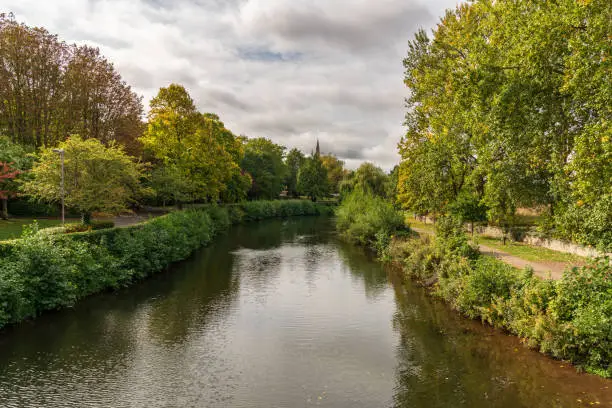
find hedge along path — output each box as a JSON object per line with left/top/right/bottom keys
{"left": 410, "top": 227, "right": 572, "bottom": 280}
{"left": 0, "top": 200, "right": 335, "bottom": 330}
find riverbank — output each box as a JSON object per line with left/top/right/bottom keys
{"left": 0, "top": 200, "right": 333, "bottom": 330}
{"left": 335, "top": 191, "right": 610, "bottom": 378}
{"left": 386, "top": 218, "right": 611, "bottom": 378}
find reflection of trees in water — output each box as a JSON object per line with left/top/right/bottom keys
{"left": 230, "top": 217, "right": 333, "bottom": 250}
{"left": 389, "top": 278, "right": 606, "bottom": 408}
{"left": 335, "top": 239, "right": 389, "bottom": 299}
{"left": 0, "top": 232, "right": 241, "bottom": 384}
{"left": 146, "top": 231, "right": 241, "bottom": 345}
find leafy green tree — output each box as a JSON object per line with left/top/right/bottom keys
{"left": 448, "top": 190, "right": 488, "bottom": 235}
{"left": 0, "top": 15, "right": 143, "bottom": 150}
{"left": 141, "top": 84, "right": 237, "bottom": 205}
{"left": 297, "top": 155, "right": 328, "bottom": 202}
{"left": 285, "top": 148, "right": 305, "bottom": 198}
{"left": 320, "top": 154, "right": 346, "bottom": 194}
{"left": 353, "top": 162, "right": 388, "bottom": 198}
{"left": 398, "top": 0, "right": 610, "bottom": 248}
{"left": 241, "top": 138, "right": 287, "bottom": 200}
{"left": 22, "top": 136, "right": 144, "bottom": 224}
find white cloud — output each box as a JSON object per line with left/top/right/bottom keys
{"left": 4, "top": 0, "right": 458, "bottom": 170}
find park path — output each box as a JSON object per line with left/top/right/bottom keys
{"left": 410, "top": 227, "right": 570, "bottom": 280}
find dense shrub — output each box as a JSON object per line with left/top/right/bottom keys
{"left": 552, "top": 195, "right": 612, "bottom": 252}
{"left": 63, "top": 220, "right": 115, "bottom": 233}
{"left": 0, "top": 200, "right": 331, "bottom": 329}
{"left": 336, "top": 190, "right": 405, "bottom": 248}
{"left": 392, "top": 226, "right": 611, "bottom": 377}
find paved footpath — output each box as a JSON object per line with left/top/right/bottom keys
{"left": 411, "top": 228, "right": 571, "bottom": 280}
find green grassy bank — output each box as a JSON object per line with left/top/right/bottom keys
{"left": 0, "top": 200, "right": 333, "bottom": 330}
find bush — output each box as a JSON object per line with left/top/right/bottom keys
{"left": 552, "top": 194, "right": 612, "bottom": 252}
{"left": 336, "top": 190, "right": 405, "bottom": 248}
{"left": 62, "top": 220, "right": 116, "bottom": 234}
{"left": 0, "top": 200, "right": 331, "bottom": 329}
{"left": 393, "top": 230, "right": 611, "bottom": 377}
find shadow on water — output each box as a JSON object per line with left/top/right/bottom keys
{"left": 335, "top": 239, "right": 389, "bottom": 300}
{"left": 388, "top": 269, "right": 611, "bottom": 408}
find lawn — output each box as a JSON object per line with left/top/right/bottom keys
{"left": 476, "top": 236, "right": 586, "bottom": 264}
{"left": 0, "top": 218, "right": 67, "bottom": 241}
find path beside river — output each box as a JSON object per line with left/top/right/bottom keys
{"left": 411, "top": 227, "right": 572, "bottom": 279}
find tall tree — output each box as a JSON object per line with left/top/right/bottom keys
{"left": 60, "top": 45, "right": 144, "bottom": 153}
{"left": 0, "top": 14, "right": 143, "bottom": 152}
{"left": 297, "top": 155, "right": 328, "bottom": 202}
{"left": 398, "top": 0, "right": 610, "bottom": 249}
{"left": 141, "top": 85, "right": 236, "bottom": 205}
{"left": 241, "top": 138, "right": 287, "bottom": 200}
{"left": 285, "top": 148, "right": 305, "bottom": 198}
{"left": 0, "top": 14, "right": 66, "bottom": 147}
{"left": 320, "top": 154, "right": 346, "bottom": 194}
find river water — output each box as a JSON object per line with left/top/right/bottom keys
{"left": 0, "top": 217, "right": 609, "bottom": 407}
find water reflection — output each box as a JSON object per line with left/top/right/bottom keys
{"left": 0, "top": 217, "right": 609, "bottom": 408}
{"left": 390, "top": 273, "right": 611, "bottom": 408}
{"left": 336, "top": 239, "right": 389, "bottom": 299}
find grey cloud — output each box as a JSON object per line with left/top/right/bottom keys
{"left": 239, "top": 0, "right": 434, "bottom": 53}
{"left": 201, "top": 88, "right": 254, "bottom": 111}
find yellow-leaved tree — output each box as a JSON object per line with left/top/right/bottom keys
{"left": 141, "top": 84, "right": 240, "bottom": 205}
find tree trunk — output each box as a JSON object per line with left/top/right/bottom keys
{"left": 471, "top": 221, "right": 474, "bottom": 236}
{"left": 1, "top": 198, "right": 8, "bottom": 220}
{"left": 81, "top": 212, "right": 92, "bottom": 225}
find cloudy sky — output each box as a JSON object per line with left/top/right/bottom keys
{"left": 4, "top": 0, "right": 458, "bottom": 169}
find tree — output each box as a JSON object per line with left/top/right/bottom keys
{"left": 0, "top": 15, "right": 144, "bottom": 152}
{"left": 241, "top": 138, "right": 286, "bottom": 200}
{"left": 285, "top": 148, "right": 305, "bottom": 198}
{"left": 22, "top": 136, "right": 144, "bottom": 224}
{"left": 353, "top": 162, "right": 388, "bottom": 198}
{"left": 0, "top": 14, "right": 66, "bottom": 147}
{"left": 320, "top": 154, "right": 346, "bottom": 194}
{"left": 141, "top": 84, "right": 236, "bottom": 205}
{"left": 448, "top": 189, "right": 487, "bottom": 235}
{"left": 297, "top": 155, "right": 328, "bottom": 202}
{"left": 0, "top": 162, "right": 20, "bottom": 219}
{"left": 59, "top": 45, "right": 144, "bottom": 152}
{"left": 397, "top": 0, "right": 611, "bottom": 248}
{"left": 0, "top": 136, "right": 31, "bottom": 219}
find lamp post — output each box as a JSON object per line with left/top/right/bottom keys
{"left": 52, "top": 148, "right": 65, "bottom": 225}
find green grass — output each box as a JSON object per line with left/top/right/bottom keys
{"left": 476, "top": 236, "right": 585, "bottom": 264}
{"left": 0, "top": 218, "right": 68, "bottom": 241}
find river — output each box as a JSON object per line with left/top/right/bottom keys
{"left": 0, "top": 217, "right": 609, "bottom": 407}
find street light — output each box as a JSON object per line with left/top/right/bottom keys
{"left": 52, "top": 148, "right": 65, "bottom": 226}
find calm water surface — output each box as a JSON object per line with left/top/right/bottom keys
{"left": 0, "top": 217, "right": 609, "bottom": 407}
